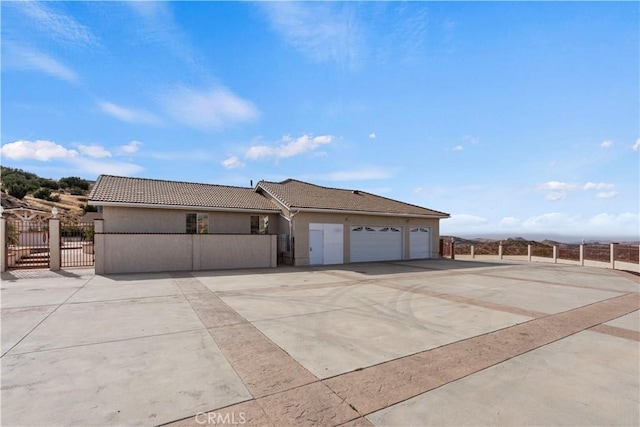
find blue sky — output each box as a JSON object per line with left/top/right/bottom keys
{"left": 1, "top": 1, "right": 638, "bottom": 241}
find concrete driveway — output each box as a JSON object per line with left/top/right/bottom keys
{"left": 1, "top": 260, "right": 638, "bottom": 426}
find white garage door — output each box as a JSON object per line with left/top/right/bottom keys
{"left": 350, "top": 226, "right": 402, "bottom": 263}
{"left": 410, "top": 227, "right": 431, "bottom": 259}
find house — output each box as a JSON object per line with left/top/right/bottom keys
{"left": 256, "top": 179, "right": 449, "bottom": 266}
{"left": 88, "top": 175, "right": 449, "bottom": 274}
{"left": 88, "top": 175, "right": 281, "bottom": 274}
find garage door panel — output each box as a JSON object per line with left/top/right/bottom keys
{"left": 350, "top": 226, "right": 402, "bottom": 262}
{"left": 410, "top": 227, "right": 431, "bottom": 259}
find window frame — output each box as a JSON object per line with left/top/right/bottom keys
{"left": 250, "top": 215, "right": 269, "bottom": 235}
{"left": 186, "top": 212, "right": 209, "bottom": 234}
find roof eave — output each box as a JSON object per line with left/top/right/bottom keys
{"left": 289, "top": 207, "right": 450, "bottom": 219}
{"left": 89, "top": 200, "right": 280, "bottom": 214}
{"left": 255, "top": 183, "right": 292, "bottom": 211}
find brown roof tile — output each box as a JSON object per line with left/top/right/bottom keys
{"left": 89, "top": 175, "right": 280, "bottom": 212}
{"left": 258, "top": 179, "right": 449, "bottom": 217}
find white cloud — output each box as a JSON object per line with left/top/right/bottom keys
{"left": 369, "top": 132, "right": 376, "bottom": 139}
{"left": 500, "top": 217, "right": 521, "bottom": 227}
{"left": 160, "top": 86, "right": 258, "bottom": 131}
{"left": 537, "top": 181, "right": 578, "bottom": 200}
{"left": 413, "top": 187, "right": 423, "bottom": 194}
{"left": 1, "top": 140, "right": 78, "bottom": 161}
{"left": 17, "top": 1, "right": 96, "bottom": 46}
{"left": 0, "top": 139, "right": 144, "bottom": 178}
{"left": 545, "top": 192, "right": 566, "bottom": 201}
{"left": 600, "top": 140, "right": 613, "bottom": 148}
{"left": 245, "top": 134, "right": 333, "bottom": 160}
{"left": 127, "top": 2, "right": 196, "bottom": 67}
{"left": 461, "top": 135, "right": 480, "bottom": 145}
{"left": 221, "top": 156, "right": 245, "bottom": 170}
{"left": 632, "top": 138, "right": 640, "bottom": 151}
{"left": 453, "top": 145, "right": 464, "bottom": 151}
{"left": 99, "top": 102, "right": 161, "bottom": 125}
{"left": 588, "top": 212, "right": 638, "bottom": 229}
{"left": 522, "top": 212, "right": 578, "bottom": 230}
{"left": 78, "top": 144, "right": 111, "bottom": 158}
{"left": 3, "top": 43, "right": 78, "bottom": 82}
{"left": 117, "top": 140, "right": 143, "bottom": 156}
{"left": 595, "top": 191, "right": 618, "bottom": 199}
{"left": 443, "top": 210, "right": 639, "bottom": 239}
{"left": 260, "top": 2, "right": 364, "bottom": 69}
{"left": 539, "top": 181, "right": 576, "bottom": 191}
{"left": 583, "top": 182, "right": 614, "bottom": 191}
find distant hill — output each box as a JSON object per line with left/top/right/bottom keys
{"left": 442, "top": 236, "right": 638, "bottom": 251}
{"left": 1, "top": 167, "right": 95, "bottom": 223}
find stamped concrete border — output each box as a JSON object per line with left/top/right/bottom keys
{"left": 165, "top": 267, "right": 638, "bottom": 427}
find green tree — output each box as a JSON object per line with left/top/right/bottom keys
{"left": 59, "top": 176, "right": 90, "bottom": 191}
{"left": 38, "top": 178, "right": 60, "bottom": 190}
{"left": 4, "top": 176, "right": 33, "bottom": 199}
{"left": 81, "top": 203, "right": 99, "bottom": 212}
{"left": 33, "top": 187, "right": 52, "bottom": 200}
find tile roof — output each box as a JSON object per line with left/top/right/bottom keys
{"left": 257, "top": 179, "right": 449, "bottom": 217}
{"left": 89, "top": 175, "right": 280, "bottom": 212}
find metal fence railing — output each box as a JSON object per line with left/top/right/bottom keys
{"left": 439, "top": 239, "right": 639, "bottom": 267}
{"left": 583, "top": 246, "right": 611, "bottom": 263}
{"left": 615, "top": 245, "right": 640, "bottom": 264}
{"left": 531, "top": 246, "right": 553, "bottom": 258}
{"left": 60, "top": 222, "right": 95, "bottom": 268}
{"left": 501, "top": 244, "right": 528, "bottom": 256}
{"left": 5, "top": 219, "right": 50, "bottom": 269}
{"left": 557, "top": 247, "right": 580, "bottom": 261}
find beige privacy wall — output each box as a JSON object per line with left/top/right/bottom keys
{"left": 94, "top": 230, "right": 277, "bottom": 274}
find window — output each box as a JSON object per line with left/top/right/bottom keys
{"left": 186, "top": 213, "right": 208, "bottom": 234}
{"left": 251, "top": 215, "right": 269, "bottom": 234}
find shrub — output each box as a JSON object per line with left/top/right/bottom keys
{"left": 38, "top": 178, "right": 60, "bottom": 190}
{"left": 33, "top": 188, "right": 52, "bottom": 200}
{"left": 82, "top": 228, "right": 95, "bottom": 242}
{"left": 6, "top": 180, "right": 30, "bottom": 199}
{"left": 59, "top": 176, "right": 90, "bottom": 191}
{"left": 69, "top": 186, "right": 85, "bottom": 195}
{"left": 82, "top": 203, "right": 99, "bottom": 212}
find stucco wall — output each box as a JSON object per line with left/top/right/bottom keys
{"left": 291, "top": 211, "right": 441, "bottom": 266}
{"left": 95, "top": 232, "right": 277, "bottom": 274}
{"left": 102, "top": 206, "right": 279, "bottom": 234}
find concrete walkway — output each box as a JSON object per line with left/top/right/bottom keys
{"left": 1, "top": 260, "right": 638, "bottom": 426}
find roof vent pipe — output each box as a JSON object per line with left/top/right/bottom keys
{"left": 352, "top": 190, "right": 359, "bottom": 195}
{"left": 250, "top": 180, "right": 253, "bottom": 187}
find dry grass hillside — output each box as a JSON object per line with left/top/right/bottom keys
{"left": 1, "top": 191, "right": 89, "bottom": 223}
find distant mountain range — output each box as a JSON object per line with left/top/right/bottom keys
{"left": 442, "top": 236, "right": 640, "bottom": 247}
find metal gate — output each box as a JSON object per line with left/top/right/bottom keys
{"left": 5, "top": 219, "right": 50, "bottom": 269}
{"left": 61, "top": 222, "right": 95, "bottom": 268}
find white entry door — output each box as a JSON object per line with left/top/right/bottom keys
{"left": 410, "top": 227, "right": 431, "bottom": 259}
{"left": 309, "top": 229, "right": 324, "bottom": 265}
{"left": 350, "top": 226, "right": 402, "bottom": 262}
{"left": 309, "top": 224, "right": 344, "bottom": 265}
